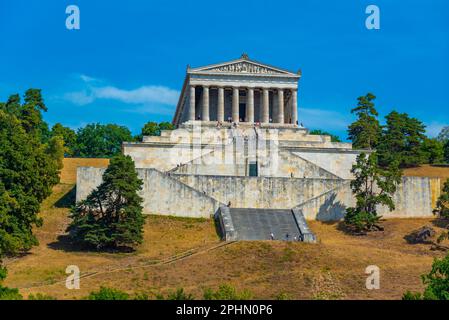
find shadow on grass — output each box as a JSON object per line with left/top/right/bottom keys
{"left": 431, "top": 218, "right": 449, "bottom": 229}
{"left": 47, "top": 234, "right": 135, "bottom": 254}
{"left": 403, "top": 225, "right": 437, "bottom": 245}
{"left": 54, "top": 185, "right": 76, "bottom": 208}
{"left": 213, "top": 216, "right": 224, "bottom": 240}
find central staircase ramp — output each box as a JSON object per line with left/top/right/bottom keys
{"left": 216, "top": 207, "right": 316, "bottom": 242}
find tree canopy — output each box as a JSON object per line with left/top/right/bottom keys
{"left": 377, "top": 111, "right": 428, "bottom": 167}
{"left": 309, "top": 129, "right": 342, "bottom": 143}
{"left": 72, "top": 123, "right": 133, "bottom": 158}
{"left": 0, "top": 89, "right": 61, "bottom": 258}
{"left": 347, "top": 93, "right": 381, "bottom": 150}
{"left": 67, "top": 154, "right": 145, "bottom": 249}
{"left": 344, "top": 153, "right": 402, "bottom": 233}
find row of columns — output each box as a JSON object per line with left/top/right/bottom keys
{"left": 188, "top": 85, "right": 298, "bottom": 124}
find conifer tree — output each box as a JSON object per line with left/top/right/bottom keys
{"left": 68, "top": 154, "right": 145, "bottom": 249}
{"left": 348, "top": 93, "right": 381, "bottom": 150}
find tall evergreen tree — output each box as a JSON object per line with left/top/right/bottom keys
{"left": 68, "top": 154, "right": 145, "bottom": 249}
{"left": 347, "top": 93, "right": 381, "bottom": 150}
{"left": 421, "top": 138, "right": 445, "bottom": 164}
{"left": 377, "top": 111, "right": 427, "bottom": 167}
{"left": 437, "top": 126, "right": 449, "bottom": 143}
{"left": 344, "top": 153, "right": 402, "bottom": 233}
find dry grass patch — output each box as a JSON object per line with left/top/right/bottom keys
{"left": 60, "top": 158, "right": 109, "bottom": 184}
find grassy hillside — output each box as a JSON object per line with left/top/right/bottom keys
{"left": 3, "top": 159, "right": 449, "bottom": 300}
{"left": 60, "top": 158, "right": 109, "bottom": 184}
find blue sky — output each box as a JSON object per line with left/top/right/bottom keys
{"left": 1, "top": 0, "right": 448, "bottom": 139}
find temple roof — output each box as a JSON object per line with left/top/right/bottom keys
{"left": 188, "top": 53, "right": 301, "bottom": 78}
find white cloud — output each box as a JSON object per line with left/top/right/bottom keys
{"left": 63, "top": 90, "right": 95, "bottom": 105}
{"left": 93, "top": 85, "right": 179, "bottom": 106}
{"left": 79, "top": 74, "right": 99, "bottom": 83}
{"left": 63, "top": 74, "right": 180, "bottom": 111}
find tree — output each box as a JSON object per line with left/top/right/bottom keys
{"left": 0, "top": 267, "right": 22, "bottom": 300}
{"left": 309, "top": 129, "right": 342, "bottom": 142}
{"left": 136, "top": 121, "right": 175, "bottom": 141}
{"left": 445, "top": 140, "right": 449, "bottom": 164}
{"left": 156, "top": 288, "right": 195, "bottom": 300}
{"left": 421, "top": 138, "right": 445, "bottom": 164}
{"left": 67, "top": 154, "right": 145, "bottom": 249}
{"left": 377, "top": 111, "right": 427, "bottom": 168}
{"left": 0, "top": 91, "right": 61, "bottom": 258}
{"left": 437, "top": 126, "right": 449, "bottom": 143}
{"left": 51, "top": 123, "right": 77, "bottom": 157}
{"left": 73, "top": 123, "right": 133, "bottom": 158}
{"left": 403, "top": 253, "right": 449, "bottom": 300}
{"left": 203, "top": 284, "right": 253, "bottom": 300}
{"left": 344, "top": 153, "right": 402, "bottom": 233}
{"left": 18, "top": 89, "right": 51, "bottom": 142}
{"left": 435, "top": 126, "right": 449, "bottom": 163}
{"left": 158, "top": 121, "right": 175, "bottom": 132}
{"left": 347, "top": 93, "right": 381, "bottom": 150}
{"left": 435, "top": 179, "right": 449, "bottom": 219}
{"left": 87, "top": 287, "right": 129, "bottom": 300}
{"left": 46, "top": 136, "right": 65, "bottom": 170}
{"left": 141, "top": 121, "right": 160, "bottom": 136}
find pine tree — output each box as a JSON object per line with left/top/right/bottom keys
{"left": 68, "top": 154, "right": 145, "bottom": 249}
{"left": 344, "top": 153, "right": 402, "bottom": 233}
{"left": 347, "top": 93, "right": 381, "bottom": 150}
{"left": 377, "top": 111, "right": 427, "bottom": 167}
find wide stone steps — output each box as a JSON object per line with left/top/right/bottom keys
{"left": 228, "top": 208, "right": 302, "bottom": 241}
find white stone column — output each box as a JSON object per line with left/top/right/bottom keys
{"left": 291, "top": 89, "right": 298, "bottom": 125}
{"left": 202, "top": 86, "right": 209, "bottom": 121}
{"left": 246, "top": 88, "right": 254, "bottom": 123}
{"left": 262, "top": 88, "right": 269, "bottom": 123}
{"left": 277, "top": 89, "right": 284, "bottom": 124}
{"left": 217, "top": 87, "right": 224, "bottom": 122}
{"left": 232, "top": 87, "right": 239, "bottom": 123}
{"left": 189, "top": 85, "right": 196, "bottom": 121}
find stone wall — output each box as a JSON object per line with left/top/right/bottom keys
{"left": 293, "top": 150, "right": 359, "bottom": 179}
{"left": 76, "top": 167, "right": 222, "bottom": 218}
{"left": 77, "top": 168, "right": 440, "bottom": 221}
{"left": 173, "top": 174, "right": 344, "bottom": 209}
{"left": 294, "top": 176, "right": 441, "bottom": 221}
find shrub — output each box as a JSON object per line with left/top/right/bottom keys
{"left": 203, "top": 284, "right": 252, "bottom": 300}
{"left": 87, "top": 287, "right": 130, "bottom": 300}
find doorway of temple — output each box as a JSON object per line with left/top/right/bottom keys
{"left": 239, "top": 103, "right": 246, "bottom": 121}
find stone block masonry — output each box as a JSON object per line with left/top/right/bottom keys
{"left": 76, "top": 167, "right": 222, "bottom": 218}
{"left": 77, "top": 167, "right": 440, "bottom": 220}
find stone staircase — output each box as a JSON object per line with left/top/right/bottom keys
{"left": 216, "top": 207, "right": 316, "bottom": 242}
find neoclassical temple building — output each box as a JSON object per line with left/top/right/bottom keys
{"left": 76, "top": 54, "right": 441, "bottom": 242}
{"left": 173, "top": 53, "right": 300, "bottom": 126}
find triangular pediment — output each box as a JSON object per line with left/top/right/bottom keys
{"left": 189, "top": 56, "right": 300, "bottom": 77}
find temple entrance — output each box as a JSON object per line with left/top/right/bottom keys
{"left": 239, "top": 103, "right": 246, "bottom": 122}
{"left": 249, "top": 161, "right": 258, "bottom": 177}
